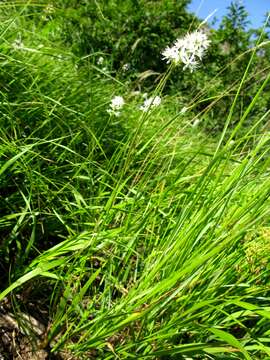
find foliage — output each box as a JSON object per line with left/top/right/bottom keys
{"left": 58, "top": 0, "right": 193, "bottom": 74}
{"left": 185, "top": 1, "right": 270, "bottom": 132}
{"left": 49, "top": 0, "right": 270, "bottom": 133}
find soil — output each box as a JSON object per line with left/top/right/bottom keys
{"left": 0, "top": 300, "right": 76, "bottom": 360}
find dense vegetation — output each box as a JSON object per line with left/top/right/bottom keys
{"left": 0, "top": 1, "right": 270, "bottom": 359}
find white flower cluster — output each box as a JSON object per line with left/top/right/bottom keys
{"left": 162, "top": 30, "right": 211, "bottom": 72}
{"left": 97, "top": 56, "right": 104, "bottom": 65}
{"left": 107, "top": 95, "right": 125, "bottom": 117}
{"left": 122, "top": 63, "right": 130, "bottom": 71}
{"left": 140, "top": 96, "right": 161, "bottom": 112}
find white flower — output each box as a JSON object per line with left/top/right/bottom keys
{"left": 151, "top": 96, "right": 161, "bottom": 107}
{"left": 161, "top": 29, "right": 211, "bottom": 72}
{"left": 161, "top": 45, "right": 180, "bottom": 64}
{"left": 140, "top": 96, "right": 161, "bottom": 112}
{"left": 111, "top": 96, "right": 125, "bottom": 110}
{"left": 180, "top": 51, "right": 199, "bottom": 72}
{"left": 177, "top": 30, "right": 210, "bottom": 54}
{"left": 97, "top": 56, "right": 104, "bottom": 65}
{"left": 107, "top": 95, "right": 125, "bottom": 116}
{"left": 122, "top": 63, "right": 130, "bottom": 71}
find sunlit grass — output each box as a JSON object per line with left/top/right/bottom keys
{"left": 0, "top": 2, "right": 270, "bottom": 359}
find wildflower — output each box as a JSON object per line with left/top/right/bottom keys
{"left": 140, "top": 96, "right": 161, "bottom": 112}
{"left": 122, "top": 63, "right": 130, "bottom": 71}
{"left": 111, "top": 96, "right": 125, "bottom": 109}
{"left": 161, "top": 29, "right": 211, "bottom": 72}
{"left": 97, "top": 56, "right": 104, "bottom": 65}
{"left": 180, "top": 52, "right": 199, "bottom": 72}
{"left": 175, "top": 30, "right": 210, "bottom": 56}
{"left": 161, "top": 45, "right": 180, "bottom": 64}
{"left": 107, "top": 95, "right": 125, "bottom": 116}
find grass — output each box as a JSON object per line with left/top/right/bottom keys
{"left": 0, "top": 2, "right": 270, "bottom": 359}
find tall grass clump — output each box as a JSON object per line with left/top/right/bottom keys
{"left": 0, "top": 2, "right": 270, "bottom": 359}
